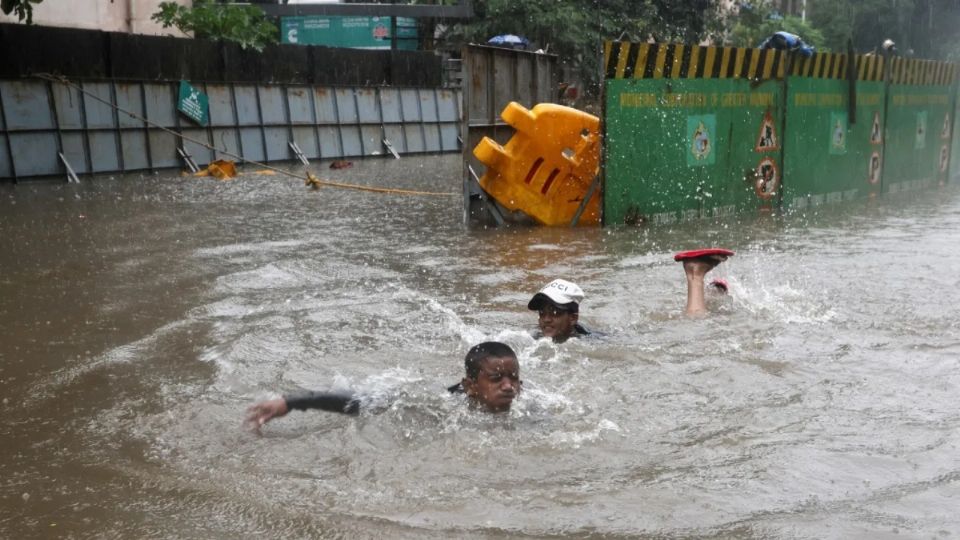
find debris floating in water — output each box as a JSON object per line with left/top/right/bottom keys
{"left": 305, "top": 172, "right": 323, "bottom": 190}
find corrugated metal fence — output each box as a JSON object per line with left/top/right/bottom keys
{"left": 0, "top": 79, "right": 461, "bottom": 180}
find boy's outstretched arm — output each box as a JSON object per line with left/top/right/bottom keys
{"left": 244, "top": 392, "right": 360, "bottom": 432}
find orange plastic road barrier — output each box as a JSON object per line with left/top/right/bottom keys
{"left": 472, "top": 102, "right": 600, "bottom": 226}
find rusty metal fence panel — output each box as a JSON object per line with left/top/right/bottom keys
{"left": 0, "top": 78, "right": 461, "bottom": 181}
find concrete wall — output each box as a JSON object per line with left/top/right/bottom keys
{"left": 0, "top": 0, "right": 190, "bottom": 35}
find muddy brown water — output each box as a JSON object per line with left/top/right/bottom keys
{"left": 2, "top": 155, "right": 959, "bottom": 538}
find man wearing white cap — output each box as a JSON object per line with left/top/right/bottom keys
{"left": 527, "top": 279, "right": 593, "bottom": 343}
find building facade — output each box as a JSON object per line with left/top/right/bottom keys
{"left": 0, "top": 0, "right": 191, "bottom": 35}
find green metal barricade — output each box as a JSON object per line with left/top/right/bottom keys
{"left": 602, "top": 41, "right": 959, "bottom": 226}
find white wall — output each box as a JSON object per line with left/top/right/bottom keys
{"left": 0, "top": 0, "right": 191, "bottom": 35}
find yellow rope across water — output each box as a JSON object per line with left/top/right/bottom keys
{"left": 33, "top": 74, "right": 456, "bottom": 197}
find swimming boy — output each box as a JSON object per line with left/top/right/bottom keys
{"left": 527, "top": 279, "right": 592, "bottom": 343}
{"left": 244, "top": 341, "right": 521, "bottom": 429}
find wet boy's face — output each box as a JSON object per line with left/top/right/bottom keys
{"left": 538, "top": 305, "right": 578, "bottom": 343}
{"left": 463, "top": 356, "right": 521, "bottom": 412}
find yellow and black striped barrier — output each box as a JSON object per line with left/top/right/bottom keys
{"left": 603, "top": 41, "right": 957, "bottom": 85}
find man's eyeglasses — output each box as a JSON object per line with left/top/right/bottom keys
{"left": 538, "top": 306, "right": 572, "bottom": 318}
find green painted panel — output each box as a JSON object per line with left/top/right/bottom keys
{"left": 781, "top": 79, "right": 885, "bottom": 210}
{"left": 883, "top": 85, "right": 954, "bottom": 193}
{"left": 604, "top": 78, "right": 784, "bottom": 225}
{"left": 950, "top": 90, "right": 960, "bottom": 183}
{"left": 602, "top": 47, "right": 958, "bottom": 226}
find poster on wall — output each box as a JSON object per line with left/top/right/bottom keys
{"left": 870, "top": 111, "right": 882, "bottom": 145}
{"left": 755, "top": 111, "right": 779, "bottom": 152}
{"left": 868, "top": 151, "right": 882, "bottom": 185}
{"left": 916, "top": 111, "right": 927, "bottom": 149}
{"left": 686, "top": 115, "right": 716, "bottom": 167}
{"left": 829, "top": 111, "right": 847, "bottom": 155}
{"left": 754, "top": 156, "right": 779, "bottom": 200}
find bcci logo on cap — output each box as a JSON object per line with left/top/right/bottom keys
{"left": 542, "top": 279, "right": 584, "bottom": 304}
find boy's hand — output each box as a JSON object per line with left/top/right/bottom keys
{"left": 244, "top": 398, "right": 289, "bottom": 432}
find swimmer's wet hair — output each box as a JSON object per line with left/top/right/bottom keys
{"left": 464, "top": 341, "right": 517, "bottom": 380}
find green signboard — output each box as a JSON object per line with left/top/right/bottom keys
{"left": 177, "top": 81, "right": 209, "bottom": 126}
{"left": 281, "top": 16, "right": 418, "bottom": 50}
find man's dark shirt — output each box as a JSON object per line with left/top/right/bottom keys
{"left": 532, "top": 322, "right": 595, "bottom": 341}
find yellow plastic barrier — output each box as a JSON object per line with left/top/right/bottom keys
{"left": 472, "top": 102, "right": 600, "bottom": 226}
{"left": 194, "top": 159, "right": 238, "bottom": 180}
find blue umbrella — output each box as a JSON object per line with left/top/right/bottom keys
{"left": 487, "top": 34, "right": 529, "bottom": 49}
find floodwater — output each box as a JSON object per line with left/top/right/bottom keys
{"left": 2, "top": 154, "right": 959, "bottom": 539}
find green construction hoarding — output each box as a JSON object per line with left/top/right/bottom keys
{"left": 281, "top": 16, "right": 418, "bottom": 50}
{"left": 882, "top": 84, "right": 954, "bottom": 193}
{"left": 780, "top": 78, "right": 886, "bottom": 209}
{"left": 602, "top": 42, "right": 959, "bottom": 226}
{"left": 605, "top": 76, "right": 783, "bottom": 225}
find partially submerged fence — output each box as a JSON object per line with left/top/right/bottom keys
{"left": 0, "top": 79, "right": 460, "bottom": 179}
{"left": 0, "top": 23, "right": 459, "bottom": 181}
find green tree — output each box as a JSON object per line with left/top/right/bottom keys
{"left": 650, "top": 0, "right": 727, "bottom": 43}
{"left": 152, "top": 0, "right": 278, "bottom": 51}
{"left": 807, "top": 0, "right": 907, "bottom": 54}
{"left": 805, "top": 0, "right": 960, "bottom": 59}
{"left": 441, "top": 0, "right": 727, "bottom": 97}
{"left": 1, "top": 0, "right": 42, "bottom": 24}
{"left": 727, "top": 1, "right": 826, "bottom": 51}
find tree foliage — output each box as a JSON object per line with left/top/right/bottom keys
{"left": 650, "top": 0, "right": 727, "bottom": 44}
{"left": 441, "top": 0, "right": 726, "bottom": 97}
{"left": 1, "top": 0, "right": 42, "bottom": 24}
{"left": 151, "top": 0, "right": 277, "bottom": 51}
{"left": 806, "top": 0, "right": 960, "bottom": 59}
{"left": 807, "top": 0, "right": 907, "bottom": 55}
{"left": 727, "top": 1, "right": 826, "bottom": 51}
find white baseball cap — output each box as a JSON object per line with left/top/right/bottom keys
{"left": 527, "top": 279, "right": 585, "bottom": 312}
